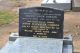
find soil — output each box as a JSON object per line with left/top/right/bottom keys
{"left": 0, "top": 0, "right": 80, "bottom": 52}
{"left": 0, "top": 4, "right": 80, "bottom": 52}
{"left": 0, "top": 23, "right": 18, "bottom": 48}
{"left": 0, "top": 11, "right": 80, "bottom": 52}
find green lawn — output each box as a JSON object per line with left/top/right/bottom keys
{"left": 0, "top": 11, "right": 18, "bottom": 26}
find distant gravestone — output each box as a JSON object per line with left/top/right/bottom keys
{"left": 19, "top": 7, "right": 64, "bottom": 38}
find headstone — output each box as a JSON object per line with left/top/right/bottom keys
{"left": 72, "top": 0, "right": 80, "bottom": 11}
{"left": 41, "top": 0, "right": 71, "bottom": 10}
{"left": 19, "top": 7, "right": 64, "bottom": 38}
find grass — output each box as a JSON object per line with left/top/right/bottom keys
{"left": 0, "top": 11, "right": 18, "bottom": 26}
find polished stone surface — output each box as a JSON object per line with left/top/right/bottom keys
{"left": 0, "top": 37, "right": 63, "bottom": 53}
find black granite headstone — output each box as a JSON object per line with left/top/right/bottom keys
{"left": 19, "top": 7, "right": 64, "bottom": 38}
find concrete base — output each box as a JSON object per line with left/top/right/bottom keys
{"left": 41, "top": 3, "right": 71, "bottom": 10}
{"left": 3, "top": 33, "right": 73, "bottom": 53}
{"left": 72, "top": 7, "right": 80, "bottom": 11}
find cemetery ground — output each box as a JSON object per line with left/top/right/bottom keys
{"left": 0, "top": 11, "right": 80, "bottom": 53}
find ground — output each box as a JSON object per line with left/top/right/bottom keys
{"left": 0, "top": 0, "right": 80, "bottom": 53}
{"left": 64, "top": 12, "right": 80, "bottom": 52}
{"left": 0, "top": 11, "right": 80, "bottom": 53}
